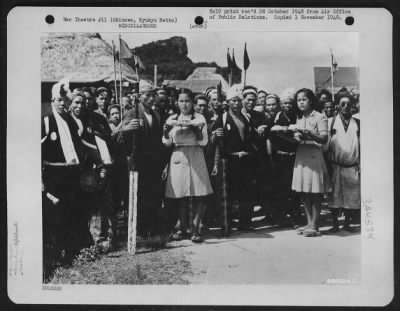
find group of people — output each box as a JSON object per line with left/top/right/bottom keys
{"left": 41, "top": 77, "right": 361, "bottom": 272}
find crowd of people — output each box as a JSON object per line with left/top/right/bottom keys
{"left": 41, "top": 77, "right": 361, "bottom": 274}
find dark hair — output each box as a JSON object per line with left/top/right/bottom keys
{"left": 335, "top": 92, "right": 354, "bottom": 106}
{"left": 318, "top": 89, "right": 332, "bottom": 101}
{"left": 294, "top": 88, "right": 321, "bottom": 117}
{"left": 96, "top": 87, "right": 109, "bottom": 97}
{"left": 194, "top": 94, "right": 208, "bottom": 105}
{"left": 178, "top": 88, "right": 194, "bottom": 101}
{"left": 81, "top": 87, "right": 94, "bottom": 96}
{"left": 107, "top": 104, "right": 120, "bottom": 115}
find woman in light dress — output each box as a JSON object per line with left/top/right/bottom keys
{"left": 163, "top": 89, "right": 213, "bottom": 243}
{"left": 289, "top": 88, "right": 332, "bottom": 237}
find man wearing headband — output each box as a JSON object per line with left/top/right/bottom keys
{"left": 269, "top": 89, "right": 301, "bottom": 228}
{"left": 116, "top": 80, "right": 167, "bottom": 238}
{"left": 256, "top": 89, "right": 268, "bottom": 113}
{"left": 42, "top": 78, "right": 83, "bottom": 268}
{"left": 265, "top": 93, "right": 280, "bottom": 123}
{"left": 207, "top": 87, "right": 223, "bottom": 117}
{"left": 212, "top": 86, "right": 260, "bottom": 233}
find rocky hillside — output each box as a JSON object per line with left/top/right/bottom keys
{"left": 130, "top": 36, "right": 240, "bottom": 84}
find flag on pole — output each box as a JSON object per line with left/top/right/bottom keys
{"left": 119, "top": 38, "right": 134, "bottom": 59}
{"left": 331, "top": 50, "right": 338, "bottom": 73}
{"left": 133, "top": 53, "right": 146, "bottom": 71}
{"left": 232, "top": 48, "right": 241, "bottom": 71}
{"left": 227, "top": 48, "right": 233, "bottom": 70}
{"left": 244, "top": 42, "right": 250, "bottom": 71}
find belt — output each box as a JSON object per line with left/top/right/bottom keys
{"left": 43, "top": 160, "right": 79, "bottom": 167}
{"left": 330, "top": 160, "right": 359, "bottom": 168}
{"left": 300, "top": 140, "right": 320, "bottom": 146}
{"left": 228, "top": 151, "right": 253, "bottom": 158}
{"left": 276, "top": 150, "right": 296, "bottom": 156}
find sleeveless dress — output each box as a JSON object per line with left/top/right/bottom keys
{"left": 291, "top": 110, "right": 332, "bottom": 193}
{"left": 163, "top": 113, "right": 213, "bottom": 199}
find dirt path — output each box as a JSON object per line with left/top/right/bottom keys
{"left": 174, "top": 225, "right": 360, "bottom": 285}
{"left": 49, "top": 218, "right": 360, "bottom": 285}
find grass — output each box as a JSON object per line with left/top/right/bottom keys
{"left": 47, "top": 242, "right": 193, "bottom": 285}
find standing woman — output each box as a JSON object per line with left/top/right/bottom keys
{"left": 290, "top": 88, "right": 331, "bottom": 237}
{"left": 163, "top": 89, "right": 213, "bottom": 243}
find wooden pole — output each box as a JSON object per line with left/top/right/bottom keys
{"left": 330, "top": 48, "right": 335, "bottom": 102}
{"left": 112, "top": 40, "right": 121, "bottom": 118}
{"left": 127, "top": 91, "right": 140, "bottom": 255}
{"left": 128, "top": 171, "right": 138, "bottom": 254}
{"left": 119, "top": 35, "right": 123, "bottom": 110}
{"left": 154, "top": 64, "right": 157, "bottom": 87}
{"left": 244, "top": 69, "right": 247, "bottom": 87}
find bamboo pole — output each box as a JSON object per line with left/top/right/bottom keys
{"left": 112, "top": 40, "right": 121, "bottom": 118}
{"left": 330, "top": 48, "right": 335, "bottom": 102}
{"left": 119, "top": 35, "right": 123, "bottom": 111}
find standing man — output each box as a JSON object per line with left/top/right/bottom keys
{"left": 213, "top": 86, "right": 260, "bottom": 232}
{"left": 42, "top": 79, "right": 82, "bottom": 267}
{"left": 95, "top": 87, "right": 111, "bottom": 118}
{"left": 265, "top": 94, "right": 280, "bottom": 124}
{"left": 323, "top": 100, "right": 335, "bottom": 118}
{"left": 154, "top": 87, "right": 170, "bottom": 125}
{"left": 255, "top": 89, "right": 268, "bottom": 113}
{"left": 327, "top": 93, "right": 361, "bottom": 232}
{"left": 241, "top": 86, "right": 270, "bottom": 215}
{"left": 207, "top": 87, "right": 223, "bottom": 117}
{"left": 117, "top": 80, "right": 167, "bottom": 237}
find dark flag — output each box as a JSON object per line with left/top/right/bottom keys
{"left": 231, "top": 48, "right": 241, "bottom": 71}
{"left": 134, "top": 53, "right": 146, "bottom": 71}
{"left": 244, "top": 42, "right": 250, "bottom": 71}
{"left": 120, "top": 38, "right": 134, "bottom": 59}
{"left": 227, "top": 48, "right": 233, "bottom": 70}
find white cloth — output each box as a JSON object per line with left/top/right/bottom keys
{"left": 71, "top": 114, "right": 84, "bottom": 136}
{"left": 94, "top": 136, "right": 113, "bottom": 165}
{"left": 52, "top": 108, "right": 79, "bottom": 164}
{"left": 144, "top": 111, "right": 153, "bottom": 128}
{"left": 328, "top": 117, "right": 360, "bottom": 209}
{"left": 163, "top": 113, "right": 208, "bottom": 147}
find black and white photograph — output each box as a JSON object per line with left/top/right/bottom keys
{"left": 7, "top": 6, "right": 393, "bottom": 306}
{"left": 40, "top": 30, "right": 362, "bottom": 284}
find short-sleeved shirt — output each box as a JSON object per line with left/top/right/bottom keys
{"left": 296, "top": 110, "right": 328, "bottom": 144}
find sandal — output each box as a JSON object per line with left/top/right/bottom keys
{"left": 303, "top": 229, "right": 321, "bottom": 237}
{"left": 171, "top": 231, "right": 185, "bottom": 241}
{"left": 191, "top": 234, "right": 203, "bottom": 243}
{"left": 296, "top": 226, "right": 309, "bottom": 235}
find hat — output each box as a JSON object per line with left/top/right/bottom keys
{"left": 242, "top": 85, "right": 258, "bottom": 97}
{"left": 138, "top": 80, "right": 155, "bottom": 94}
{"left": 96, "top": 87, "right": 109, "bottom": 96}
{"left": 156, "top": 87, "right": 167, "bottom": 95}
{"left": 205, "top": 87, "right": 218, "bottom": 98}
{"left": 164, "top": 84, "right": 177, "bottom": 96}
{"left": 51, "top": 77, "right": 72, "bottom": 100}
{"left": 257, "top": 89, "right": 269, "bottom": 96}
{"left": 266, "top": 93, "right": 280, "bottom": 102}
{"left": 226, "top": 85, "right": 243, "bottom": 101}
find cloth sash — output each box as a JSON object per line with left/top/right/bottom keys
{"left": 53, "top": 108, "right": 79, "bottom": 164}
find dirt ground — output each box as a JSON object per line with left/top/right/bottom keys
{"left": 48, "top": 210, "right": 361, "bottom": 285}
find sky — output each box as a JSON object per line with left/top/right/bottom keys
{"left": 101, "top": 32, "right": 358, "bottom": 95}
